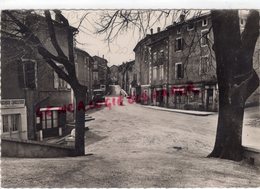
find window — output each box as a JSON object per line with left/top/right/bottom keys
{"left": 201, "top": 29, "right": 209, "bottom": 47}
{"left": 75, "top": 62, "right": 79, "bottom": 77}
{"left": 153, "top": 66, "right": 157, "bottom": 81}
{"left": 23, "top": 60, "right": 37, "bottom": 89}
{"left": 54, "top": 65, "right": 70, "bottom": 90}
{"left": 240, "top": 19, "right": 244, "bottom": 26}
{"left": 93, "top": 71, "right": 98, "bottom": 81}
{"left": 175, "top": 62, "right": 183, "bottom": 79}
{"left": 3, "top": 115, "right": 9, "bottom": 133}
{"left": 2, "top": 114, "right": 20, "bottom": 133}
{"left": 153, "top": 52, "right": 158, "bottom": 65}
{"left": 202, "top": 19, "right": 208, "bottom": 27}
{"left": 187, "top": 23, "right": 194, "bottom": 31}
{"left": 177, "top": 27, "right": 181, "bottom": 34}
{"left": 159, "top": 65, "right": 164, "bottom": 80}
{"left": 200, "top": 56, "right": 210, "bottom": 75}
{"left": 158, "top": 50, "right": 165, "bottom": 64}
{"left": 42, "top": 111, "right": 58, "bottom": 130}
{"left": 93, "top": 61, "right": 98, "bottom": 69}
{"left": 175, "top": 38, "right": 183, "bottom": 51}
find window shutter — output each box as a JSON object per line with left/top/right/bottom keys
{"left": 181, "top": 64, "right": 184, "bottom": 78}
{"left": 23, "top": 61, "right": 36, "bottom": 89}
{"left": 53, "top": 72, "right": 59, "bottom": 89}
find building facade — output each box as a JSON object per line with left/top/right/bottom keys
{"left": 117, "top": 60, "right": 136, "bottom": 95}
{"left": 75, "top": 48, "right": 94, "bottom": 103}
{"left": 133, "top": 12, "right": 260, "bottom": 111}
{"left": 109, "top": 65, "right": 119, "bottom": 85}
{"left": 92, "top": 55, "right": 108, "bottom": 91}
{"left": 1, "top": 11, "right": 78, "bottom": 140}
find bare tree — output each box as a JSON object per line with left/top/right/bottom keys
{"left": 2, "top": 10, "right": 87, "bottom": 156}
{"left": 208, "top": 10, "right": 259, "bottom": 160}
{"left": 96, "top": 9, "right": 259, "bottom": 161}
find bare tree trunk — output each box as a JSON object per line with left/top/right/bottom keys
{"left": 208, "top": 10, "right": 259, "bottom": 161}
{"left": 74, "top": 87, "right": 87, "bottom": 156}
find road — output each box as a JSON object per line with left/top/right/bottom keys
{"left": 2, "top": 102, "right": 260, "bottom": 187}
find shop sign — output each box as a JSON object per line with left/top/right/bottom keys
{"left": 0, "top": 99, "right": 25, "bottom": 108}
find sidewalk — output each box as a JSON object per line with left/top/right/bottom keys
{"left": 143, "top": 105, "right": 216, "bottom": 116}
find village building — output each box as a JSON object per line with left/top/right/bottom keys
{"left": 74, "top": 48, "right": 94, "bottom": 104}
{"left": 92, "top": 55, "right": 108, "bottom": 91}
{"left": 133, "top": 12, "right": 260, "bottom": 111}
{"left": 118, "top": 60, "right": 136, "bottom": 95}
{"left": 109, "top": 65, "right": 119, "bottom": 85}
{"left": 1, "top": 12, "right": 79, "bottom": 140}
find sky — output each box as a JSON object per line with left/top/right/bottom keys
{"left": 63, "top": 10, "right": 175, "bottom": 66}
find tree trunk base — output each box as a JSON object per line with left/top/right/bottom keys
{"left": 208, "top": 147, "right": 243, "bottom": 161}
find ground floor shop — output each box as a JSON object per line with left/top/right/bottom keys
{"left": 1, "top": 99, "right": 28, "bottom": 140}
{"left": 132, "top": 82, "right": 218, "bottom": 112}
{"left": 167, "top": 83, "right": 218, "bottom": 112}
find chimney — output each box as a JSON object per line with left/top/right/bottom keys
{"left": 102, "top": 55, "right": 104, "bottom": 59}
{"left": 179, "top": 13, "right": 185, "bottom": 22}
{"left": 55, "top": 10, "right": 62, "bottom": 23}
{"left": 157, "top": 27, "right": 161, "bottom": 33}
{"left": 150, "top": 28, "right": 153, "bottom": 35}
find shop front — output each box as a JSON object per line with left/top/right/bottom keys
{"left": 36, "top": 107, "right": 66, "bottom": 140}
{"left": 1, "top": 99, "right": 28, "bottom": 140}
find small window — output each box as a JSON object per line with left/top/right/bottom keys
{"left": 175, "top": 38, "right": 183, "bottom": 51}
{"left": 54, "top": 65, "right": 70, "bottom": 90}
{"left": 175, "top": 62, "right": 183, "bottom": 79}
{"left": 93, "top": 61, "right": 98, "bottom": 69}
{"left": 159, "top": 65, "right": 164, "bottom": 80}
{"left": 187, "top": 23, "right": 194, "bottom": 31}
{"left": 153, "top": 66, "right": 157, "bottom": 81}
{"left": 23, "top": 60, "right": 37, "bottom": 89}
{"left": 93, "top": 71, "right": 98, "bottom": 81}
{"left": 153, "top": 52, "right": 158, "bottom": 65}
{"left": 158, "top": 50, "right": 165, "bottom": 63}
{"left": 177, "top": 27, "right": 181, "bottom": 34}
{"left": 201, "top": 29, "right": 209, "bottom": 47}
{"left": 202, "top": 19, "right": 208, "bottom": 27}
{"left": 240, "top": 19, "right": 244, "bottom": 26}
{"left": 200, "top": 56, "right": 210, "bottom": 75}
{"left": 75, "top": 62, "right": 78, "bottom": 77}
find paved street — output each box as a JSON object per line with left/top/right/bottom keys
{"left": 2, "top": 102, "right": 260, "bottom": 187}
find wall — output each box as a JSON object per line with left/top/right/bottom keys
{"left": 2, "top": 137, "right": 75, "bottom": 158}
{"left": 168, "top": 15, "right": 216, "bottom": 85}
{"left": 1, "top": 38, "right": 26, "bottom": 100}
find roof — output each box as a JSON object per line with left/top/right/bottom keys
{"left": 133, "top": 34, "right": 151, "bottom": 52}
{"left": 166, "top": 12, "right": 211, "bottom": 30}
{"left": 110, "top": 65, "right": 118, "bottom": 68}
{"left": 75, "top": 47, "right": 94, "bottom": 62}
{"left": 26, "top": 13, "right": 78, "bottom": 33}
{"left": 133, "top": 12, "right": 211, "bottom": 52}
{"left": 93, "top": 55, "right": 108, "bottom": 63}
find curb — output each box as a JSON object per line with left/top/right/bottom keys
{"left": 143, "top": 106, "right": 216, "bottom": 116}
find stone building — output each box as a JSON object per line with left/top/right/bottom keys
{"left": 118, "top": 60, "right": 136, "bottom": 95}
{"left": 133, "top": 11, "right": 260, "bottom": 111}
{"left": 1, "top": 11, "right": 78, "bottom": 140}
{"left": 109, "top": 65, "right": 119, "bottom": 85}
{"left": 74, "top": 48, "right": 94, "bottom": 103}
{"left": 92, "top": 55, "right": 108, "bottom": 91}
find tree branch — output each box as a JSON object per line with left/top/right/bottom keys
{"left": 44, "top": 11, "right": 66, "bottom": 57}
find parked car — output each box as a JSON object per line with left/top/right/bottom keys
{"left": 92, "top": 89, "right": 106, "bottom": 104}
